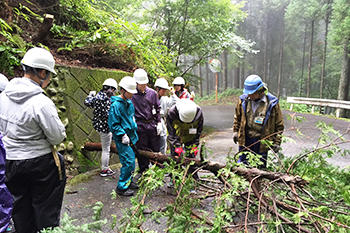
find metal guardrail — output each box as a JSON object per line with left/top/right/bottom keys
{"left": 286, "top": 97, "right": 350, "bottom": 117}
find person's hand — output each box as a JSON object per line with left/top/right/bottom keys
{"left": 233, "top": 132, "right": 238, "bottom": 144}
{"left": 156, "top": 122, "right": 162, "bottom": 135}
{"left": 122, "top": 134, "right": 130, "bottom": 145}
{"left": 174, "top": 147, "right": 184, "bottom": 157}
{"left": 272, "top": 145, "right": 281, "bottom": 153}
{"left": 89, "top": 91, "right": 96, "bottom": 97}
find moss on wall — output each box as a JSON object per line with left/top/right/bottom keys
{"left": 52, "top": 65, "right": 131, "bottom": 172}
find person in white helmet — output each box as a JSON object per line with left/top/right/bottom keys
{"left": 84, "top": 78, "right": 118, "bottom": 177}
{"left": 108, "top": 76, "right": 139, "bottom": 196}
{"left": 154, "top": 78, "right": 178, "bottom": 154}
{"left": 166, "top": 99, "right": 203, "bottom": 180}
{"left": 167, "top": 99, "right": 203, "bottom": 158}
{"left": 131, "top": 68, "right": 161, "bottom": 175}
{"left": 0, "top": 47, "right": 66, "bottom": 233}
{"left": 172, "top": 76, "right": 194, "bottom": 100}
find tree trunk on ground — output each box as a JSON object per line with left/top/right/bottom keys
{"left": 299, "top": 25, "right": 307, "bottom": 96}
{"left": 277, "top": 17, "right": 285, "bottom": 98}
{"left": 307, "top": 20, "right": 314, "bottom": 98}
{"left": 33, "top": 14, "right": 54, "bottom": 44}
{"left": 336, "top": 38, "right": 350, "bottom": 117}
{"left": 83, "top": 142, "right": 307, "bottom": 186}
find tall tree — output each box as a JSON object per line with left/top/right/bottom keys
{"left": 320, "top": 0, "right": 333, "bottom": 98}
{"left": 141, "top": 0, "right": 252, "bottom": 76}
{"left": 331, "top": 0, "right": 350, "bottom": 117}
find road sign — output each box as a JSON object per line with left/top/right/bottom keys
{"left": 208, "top": 58, "right": 221, "bottom": 73}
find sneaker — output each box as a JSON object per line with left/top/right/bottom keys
{"left": 129, "top": 181, "right": 139, "bottom": 190}
{"left": 5, "top": 223, "right": 14, "bottom": 233}
{"left": 116, "top": 188, "right": 134, "bottom": 196}
{"left": 100, "top": 168, "right": 115, "bottom": 177}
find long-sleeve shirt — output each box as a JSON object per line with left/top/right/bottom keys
{"left": 108, "top": 96, "right": 138, "bottom": 145}
{"left": 131, "top": 87, "right": 161, "bottom": 132}
{"left": 84, "top": 91, "right": 111, "bottom": 133}
{"left": 0, "top": 78, "right": 66, "bottom": 160}
{"left": 158, "top": 94, "right": 178, "bottom": 136}
{"left": 166, "top": 105, "right": 203, "bottom": 147}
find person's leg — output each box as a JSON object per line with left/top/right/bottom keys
{"left": 135, "top": 130, "right": 150, "bottom": 173}
{"left": 150, "top": 130, "right": 161, "bottom": 153}
{"left": 99, "top": 132, "right": 112, "bottom": 170}
{"left": 159, "top": 134, "right": 167, "bottom": 155}
{"left": 115, "top": 142, "right": 135, "bottom": 191}
{"left": 238, "top": 137, "right": 260, "bottom": 166}
{"left": 5, "top": 160, "right": 36, "bottom": 233}
{"left": 31, "top": 153, "right": 66, "bottom": 232}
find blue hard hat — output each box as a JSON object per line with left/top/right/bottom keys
{"left": 243, "top": 75, "right": 264, "bottom": 94}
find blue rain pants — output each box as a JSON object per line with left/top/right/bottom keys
{"left": 115, "top": 141, "right": 135, "bottom": 191}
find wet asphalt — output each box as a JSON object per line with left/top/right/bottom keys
{"left": 61, "top": 105, "right": 350, "bottom": 232}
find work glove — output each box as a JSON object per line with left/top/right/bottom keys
{"left": 191, "top": 146, "right": 198, "bottom": 157}
{"left": 89, "top": 91, "right": 96, "bottom": 97}
{"left": 156, "top": 122, "right": 162, "bottom": 135}
{"left": 233, "top": 132, "right": 238, "bottom": 144}
{"left": 122, "top": 134, "right": 130, "bottom": 145}
{"left": 272, "top": 145, "right": 281, "bottom": 153}
{"left": 174, "top": 147, "right": 184, "bottom": 157}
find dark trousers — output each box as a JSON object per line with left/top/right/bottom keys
{"left": 238, "top": 137, "right": 267, "bottom": 168}
{"left": 136, "top": 129, "right": 160, "bottom": 173}
{"left": 5, "top": 153, "right": 66, "bottom": 233}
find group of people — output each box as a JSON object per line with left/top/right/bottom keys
{"left": 0, "top": 46, "right": 284, "bottom": 232}
{"left": 85, "top": 68, "right": 203, "bottom": 196}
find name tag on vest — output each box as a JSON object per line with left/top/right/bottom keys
{"left": 254, "top": 116, "right": 264, "bottom": 125}
{"left": 189, "top": 128, "right": 197, "bottom": 134}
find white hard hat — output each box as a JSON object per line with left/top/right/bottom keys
{"left": 102, "top": 78, "right": 118, "bottom": 89}
{"left": 21, "top": 47, "right": 56, "bottom": 74}
{"left": 154, "top": 78, "right": 170, "bottom": 90}
{"left": 119, "top": 76, "right": 137, "bottom": 94}
{"left": 176, "top": 99, "right": 198, "bottom": 123}
{"left": 133, "top": 68, "right": 149, "bottom": 84}
{"left": 0, "top": 73, "right": 9, "bottom": 92}
{"left": 172, "top": 76, "right": 185, "bottom": 85}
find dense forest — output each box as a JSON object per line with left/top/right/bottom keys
{"left": 0, "top": 0, "right": 349, "bottom": 116}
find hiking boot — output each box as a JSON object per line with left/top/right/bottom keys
{"left": 116, "top": 188, "right": 134, "bottom": 196}
{"left": 100, "top": 168, "right": 115, "bottom": 177}
{"left": 129, "top": 181, "right": 139, "bottom": 190}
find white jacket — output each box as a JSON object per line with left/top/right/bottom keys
{"left": 159, "top": 94, "right": 178, "bottom": 136}
{"left": 0, "top": 77, "right": 66, "bottom": 160}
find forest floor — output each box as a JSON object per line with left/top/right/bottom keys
{"left": 61, "top": 105, "right": 350, "bottom": 232}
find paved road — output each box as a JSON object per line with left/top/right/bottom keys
{"left": 202, "top": 105, "right": 350, "bottom": 169}
{"left": 61, "top": 104, "right": 350, "bottom": 232}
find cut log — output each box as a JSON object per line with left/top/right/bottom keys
{"left": 83, "top": 142, "right": 118, "bottom": 153}
{"left": 83, "top": 142, "right": 307, "bottom": 186}
{"left": 33, "top": 14, "right": 54, "bottom": 43}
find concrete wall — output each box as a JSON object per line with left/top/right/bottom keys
{"left": 50, "top": 65, "right": 130, "bottom": 173}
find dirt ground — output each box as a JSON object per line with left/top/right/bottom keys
{"left": 61, "top": 105, "right": 350, "bottom": 232}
